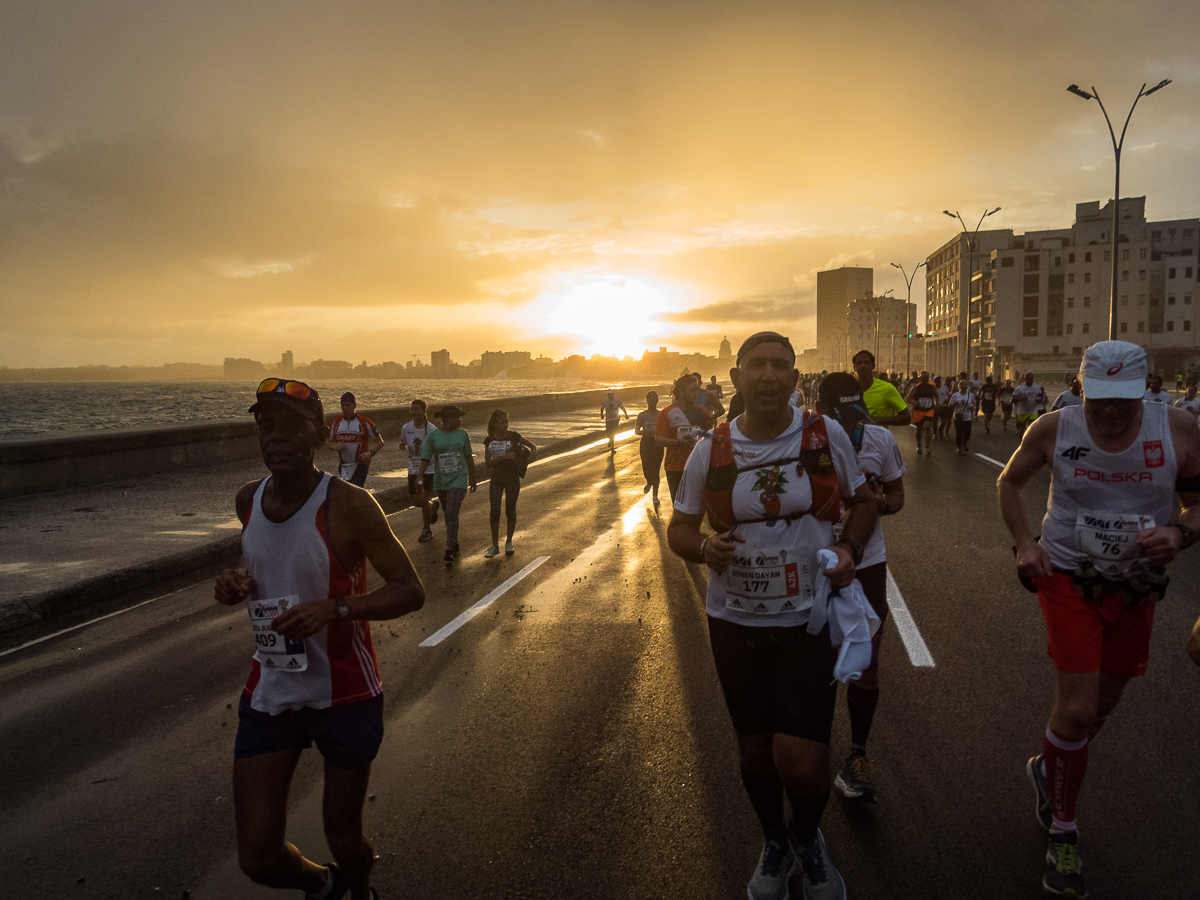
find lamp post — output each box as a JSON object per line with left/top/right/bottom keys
{"left": 891, "top": 260, "right": 926, "bottom": 378}
{"left": 870, "top": 289, "right": 894, "bottom": 365}
{"left": 943, "top": 207, "right": 1001, "bottom": 375}
{"left": 1067, "top": 79, "right": 1171, "bottom": 340}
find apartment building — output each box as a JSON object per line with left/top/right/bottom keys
{"left": 816, "top": 266, "right": 873, "bottom": 371}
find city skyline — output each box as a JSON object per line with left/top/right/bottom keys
{"left": 3, "top": 2, "right": 1199, "bottom": 368}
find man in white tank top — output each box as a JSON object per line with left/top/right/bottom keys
{"left": 998, "top": 342, "right": 1200, "bottom": 898}
{"left": 214, "top": 377, "right": 425, "bottom": 900}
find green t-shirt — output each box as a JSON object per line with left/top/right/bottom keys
{"left": 421, "top": 427, "right": 473, "bottom": 491}
{"left": 863, "top": 377, "right": 908, "bottom": 420}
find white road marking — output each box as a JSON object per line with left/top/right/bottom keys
{"left": 419, "top": 555, "right": 551, "bottom": 647}
{"left": 885, "top": 566, "right": 935, "bottom": 667}
{"left": 0, "top": 584, "right": 201, "bottom": 659}
{"left": 975, "top": 453, "right": 1008, "bottom": 469}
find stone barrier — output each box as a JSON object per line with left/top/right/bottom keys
{"left": 0, "top": 385, "right": 665, "bottom": 499}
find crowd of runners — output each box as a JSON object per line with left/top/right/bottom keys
{"left": 214, "top": 338, "right": 1200, "bottom": 900}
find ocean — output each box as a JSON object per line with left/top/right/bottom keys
{"left": 0, "top": 378, "right": 652, "bottom": 439}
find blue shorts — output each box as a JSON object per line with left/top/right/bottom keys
{"left": 234, "top": 693, "right": 384, "bottom": 769}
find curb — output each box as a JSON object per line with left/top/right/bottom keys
{"left": 1, "top": 428, "right": 631, "bottom": 635}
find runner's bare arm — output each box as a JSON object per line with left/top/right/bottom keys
{"left": 467, "top": 454, "right": 477, "bottom": 492}
{"left": 873, "top": 409, "right": 912, "bottom": 427}
{"left": 997, "top": 413, "right": 1056, "bottom": 579}
{"left": 358, "top": 428, "right": 384, "bottom": 464}
{"left": 667, "top": 509, "right": 744, "bottom": 574}
{"left": 1138, "top": 407, "right": 1200, "bottom": 564}
{"left": 825, "top": 483, "right": 877, "bottom": 588}
{"left": 879, "top": 477, "right": 904, "bottom": 516}
{"left": 214, "top": 481, "right": 262, "bottom": 606}
{"left": 273, "top": 482, "right": 425, "bottom": 640}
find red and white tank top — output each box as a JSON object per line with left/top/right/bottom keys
{"left": 241, "top": 472, "right": 381, "bottom": 714}
{"left": 1041, "top": 403, "right": 1177, "bottom": 579}
{"left": 330, "top": 415, "right": 377, "bottom": 466}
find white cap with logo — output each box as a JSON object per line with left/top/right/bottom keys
{"left": 1078, "top": 340, "right": 1148, "bottom": 400}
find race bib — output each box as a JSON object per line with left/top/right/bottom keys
{"left": 489, "top": 440, "right": 511, "bottom": 458}
{"left": 247, "top": 596, "right": 307, "bottom": 672}
{"left": 438, "top": 451, "right": 462, "bottom": 473}
{"left": 918, "top": 397, "right": 933, "bottom": 409}
{"left": 338, "top": 461, "right": 359, "bottom": 479}
{"left": 407, "top": 456, "right": 422, "bottom": 474}
{"left": 725, "top": 547, "right": 813, "bottom": 615}
{"left": 678, "top": 425, "right": 704, "bottom": 444}
{"left": 1075, "top": 510, "right": 1155, "bottom": 576}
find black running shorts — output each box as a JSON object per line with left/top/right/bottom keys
{"left": 706, "top": 615, "right": 838, "bottom": 743}
{"left": 855, "top": 562, "right": 889, "bottom": 625}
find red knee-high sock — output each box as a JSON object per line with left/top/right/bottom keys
{"left": 1044, "top": 727, "right": 1088, "bottom": 831}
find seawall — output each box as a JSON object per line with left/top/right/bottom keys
{"left": 0, "top": 386, "right": 664, "bottom": 499}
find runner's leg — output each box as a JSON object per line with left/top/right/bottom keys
{"left": 233, "top": 749, "right": 327, "bottom": 893}
{"left": 323, "top": 761, "right": 376, "bottom": 899}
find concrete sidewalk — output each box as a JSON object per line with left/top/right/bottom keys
{"left": 0, "top": 408, "right": 644, "bottom": 634}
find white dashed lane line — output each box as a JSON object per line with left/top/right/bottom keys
{"left": 975, "top": 453, "right": 1008, "bottom": 469}
{"left": 419, "top": 556, "right": 551, "bottom": 647}
{"left": 885, "top": 566, "right": 936, "bottom": 668}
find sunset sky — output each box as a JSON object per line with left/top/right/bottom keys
{"left": 3, "top": 1, "right": 1199, "bottom": 368}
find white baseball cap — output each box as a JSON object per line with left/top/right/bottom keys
{"left": 1079, "top": 340, "right": 1148, "bottom": 400}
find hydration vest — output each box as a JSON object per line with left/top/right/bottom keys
{"left": 702, "top": 412, "right": 843, "bottom": 533}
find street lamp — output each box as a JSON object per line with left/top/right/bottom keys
{"left": 891, "top": 260, "right": 926, "bottom": 377}
{"left": 1067, "top": 79, "right": 1171, "bottom": 340}
{"left": 943, "top": 207, "right": 1001, "bottom": 375}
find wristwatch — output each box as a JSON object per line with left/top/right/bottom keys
{"left": 1172, "top": 523, "right": 1196, "bottom": 549}
{"left": 335, "top": 597, "right": 352, "bottom": 620}
{"left": 835, "top": 538, "right": 864, "bottom": 566}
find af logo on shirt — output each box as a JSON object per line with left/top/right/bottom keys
{"left": 1144, "top": 440, "right": 1165, "bottom": 468}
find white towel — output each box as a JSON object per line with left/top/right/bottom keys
{"left": 807, "top": 548, "right": 882, "bottom": 683}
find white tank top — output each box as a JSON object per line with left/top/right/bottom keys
{"left": 1041, "top": 403, "right": 1177, "bottom": 579}
{"left": 240, "top": 472, "right": 379, "bottom": 714}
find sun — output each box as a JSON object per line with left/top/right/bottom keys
{"left": 546, "top": 276, "right": 669, "bottom": 358}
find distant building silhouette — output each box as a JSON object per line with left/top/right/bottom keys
{"left": 817, "top": 267, "right": 873, "bottom": 371}
{"left": 430, "top": 349, "right": 452, "bottom": 376}
{"left": 280, "top": 350, "right": 294, "bottom": 377}
{"left": 719, "top": 336, "right": 732, "bottom": 362}
{"left": 224, "top": 357, "right": 267, "bottom": 380}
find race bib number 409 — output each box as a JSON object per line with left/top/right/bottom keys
{"left": 725, "top": 548, "right": 812, "bottom": 615}
{"left": 247, "top": 596, "right": 308, "bottom": 672}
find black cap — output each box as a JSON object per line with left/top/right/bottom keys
{"left": 249, "top": 378, "right": 324, "bottom": 425}
{"left": 341, "top": 391, "right": 356, "bottom": 404}
{"left": 437, "top": 404, "right": 464, "bottom": 418}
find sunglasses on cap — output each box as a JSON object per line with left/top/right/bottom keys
{"left": 257, "top": 378, "right": 317, "bottom": 401}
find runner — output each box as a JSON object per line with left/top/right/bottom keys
{"left": 816, "top": 372, "right": 905, "bottom": 806}
{"left": 214, "top": 377, "right": 425, "bottom": 900}
{"left": 326, "top": 392, "right": 383, "bottom": 487}
{"left": 934, "top": 376, "right": 953, "bottom": 440}
{"left": 1000, "top": 379, "right": 1016, "bottom": 431}
{"left": 1051, "top": 378, "right": 1085, "bottom": 411}
{"left": 417, "top": 405, "right": 477, "bottom": 562}
{"left": 634, "top": 391, "right": 664, "bottom": 507}
{"left": 600, "top": 389, "right": 629, "bottom": 453}
{"left": 1174, "top": 382, "right": 1200, "bottom": 420}
{"left": 949, "top": 378, "right": 976, "bottom": 456}
{"left": 400, "top": 399, "right": 440, "bottom": 543}
{"left": 980, "top": 376, "right": 997, "bottom": 433}
{"left": 790, "top": 371, "right": 806, "bottom": 410}
{"left": 1012, "top": 372, "right": 1043, "bottom": 436}
{"left": 906, "top": 371, "right": 939, "bottom": 456}
{"left": 655, "top": 374, "right": 713, "bottom": 502}
{"left": 482, "top": 409, "right": 536, "bottom": 559}
{"left": 709, "top": 375, "right": 725, "bottom": 403}
{"left": 1143, "top": 374, "right": 1170, "bottom": 405}
{"left": 852, "top": 350, "right": 911, "bottom": 427}
{"left": 998, "top": 341, "right": 1200, "bottom": 898}
{"left": 667, "top": 332, "right": 877, "bottom": 900}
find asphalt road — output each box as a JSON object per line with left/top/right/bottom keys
{"left": 3, "top": 424, "right": 1198, "bottom": 899}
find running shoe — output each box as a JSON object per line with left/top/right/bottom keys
{"left": 305, "top": 862, "right": 347, "bottom": 900}
{"left": 644, "top": 483, "right": 651, "bottom": 493}
{"left": 834, "top": 749, "right": 878, "bottom": 803}
{"left": 505, "top": 541, "right": 514, "bottom": 556}
{"left": 925, "top": 448, "right": 931, "bottom": 456}
{"left": 418, "top": 527, "right": 433, "bottom": 543}
{"left": 1026, "top": 755, "right": 1052, "bottom": 831}
{"left": 746, "top": 838, "right": 795, "bottom": 900}
{"left": 1043, "top": 830, "right": 1087, "bottom": 898}
{"left": 444, "top": 548, "right": 455, "bottom": 562}
{"left": 792, "top": 829, "right": 845, "bottom": 900}
{"left": 484, "top": 546, "right": 500, "bottom": 559}
{"left": 653, "top": 497, "right": 660, "bottom": 508}
{"left": 430, "top": 499, "right": 440, "bottom": 525}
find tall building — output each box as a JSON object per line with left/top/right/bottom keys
{"left": 976, "top": 198, "right": 1199, "bottom": 378}
{"left": 280, "top": 350, "right": 294, "bottom": 377}
{"left": 430, "top": 349, "right": 451, "bottom": 376}
{"left": 719, "top": 336, "right": 732, "bottom": 362}
{"left": 924, "top": 229, "right": 1013, "bottom": 377}
{"left": 816, "top": 267, "right": 873, "bottom": 371}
